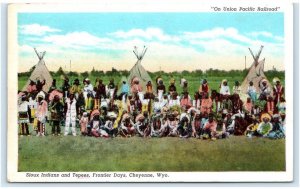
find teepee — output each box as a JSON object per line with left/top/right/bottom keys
{"left": 127, "top": 46, "right": 156, "bottom": 94}
{"left": 241, "top": 45, "right": 272, "bottom": 95}
{"left": 22, "top": 48, "right": 53, "bottom": 92}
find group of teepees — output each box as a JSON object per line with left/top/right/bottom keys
{"left": 22, "top": 45, "right": 272, "bottom": 98}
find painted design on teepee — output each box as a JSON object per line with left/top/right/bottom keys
{"left": 22, "top": 48, "right": 53, "bottom": 92}
{"left": 127, "top": 46, "right": 156, "bottom": 94}
{"left": 241, "top": 45, "right": 272, "bottom": 95}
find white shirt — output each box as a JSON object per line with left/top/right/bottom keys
{"left": 247, "top": 86, "right": 256, "bottom": 94}
{"left": 18, "top": 101, "right": 29, "bottom": 112}
{"left": 28, "top": 98, "right": 37, "bottom": 109}
{"left": 220, "top": 85, "right": 230, "bottom": 95}
{"left": 192, "top": 99, "right": 201, "bottom": 109}
{"left": 169, "top": 99, "right": 180, "bottom": 107}
{"left": 233, "top": 86, "right": 242, "bottom": 94}
{"left": 84, "top": 84, "right": 94, "bottom": 93}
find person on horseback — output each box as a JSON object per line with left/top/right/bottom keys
{"left": 233, "top": 81, "right": 242, "bottom": 96}
{"left": 199, "top": 79, "right": 210, "bottom": 98}
{"left": 220, "top": 79, "right": 230, "bottom": 96}
{"left": 157, "top": 80, "right": 166, "bottom": 102}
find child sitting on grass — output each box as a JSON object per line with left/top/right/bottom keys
{"left": 202, "top": 113, "right": 217, "bottom": 140}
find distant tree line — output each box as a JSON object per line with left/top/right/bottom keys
{"left": 18, "top": 66, "right": 284, "bottom": 80}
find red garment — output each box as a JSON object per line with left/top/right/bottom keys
{"left": 131, "top": 84, "right": 142, "bottom": 94}
{"left": 202, "top": 84, "right": 209, "bottom": 92}
{"left": 201, "top": 98, "right": 212, "bottom": 114}
{"left": 146, "top": 85, "right": 153, "bottom": 93}
{"left": 273, "top": 85, "right": 284, "bottom": 103}
{"left": 27, "top": 85, "right": 37, "bottom": 93}
{"left": 267, "top": 101, "right": 274, "bottom": 114}
{"left": 180, "top": 98, "right": 192, "bottom": 109}
{"left": 204, "top": 121, "right": 217, "bottom": 132}
{"left": 193, "top": 119, "right": 201, "bottom": 130}
{"left": 244, "top": 102, "right": 252, "bottom": 113}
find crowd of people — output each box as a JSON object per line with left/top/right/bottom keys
{"left": 17, "top": 75, "right": 286, "bottom": 140}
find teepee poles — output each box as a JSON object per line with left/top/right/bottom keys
{"left": 34, "top": 48, "right": 46, "bottom": 61}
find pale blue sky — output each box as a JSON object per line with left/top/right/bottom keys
{"left": 18, "top": 13, "right": 284, "bottom": 72}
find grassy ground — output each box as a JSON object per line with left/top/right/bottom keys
{"left": 18, "top": 125, "right": 285, "bottom": 172}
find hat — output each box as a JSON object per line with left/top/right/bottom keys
{"left": 135, "top": 114, "right": 145, "bottom": 122}
{"left": 222, "top": 79, "right": 227, "bottom": 84}
{"left": 91, "top": 109, "right": 100, "bottom": 118}
{"left": 273, "top": 114, "right": 280, "bottom": 118}
{"left": 180, "top": 113, "right": 190, "bottom": 122}
{"left": 157, "top": 77, "right": 163, "bottom": 84}
{"left": 222, "top": 109, "right": 228, "bottom": 114}
{"left": 37, "top": 91, "right": 45, "bottom": 99}
{"left": 172, "top": 111, "right": 179, "bottom": 117}
{"left": 261, "top": 79, "right": 267, "bottom": 83}
{"left": 83, "top": 112, "right": 88, "bottom": 117}
{"left": 74, "top": 78, "right": 80, "bottom": 84}
{"left": 261, "top": 113, "right": 271, "bottom": 121}
{"left": 107, "top": 112, "right": 117, "bottom": 119}
{"left": 273, "top": 77, "right": 280, "bottom": 84}
{"left": 122, "top": 113, "right": 130, "bottom": 120}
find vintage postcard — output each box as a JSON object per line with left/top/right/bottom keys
{"left": 7, "top": 1, "right": 294, "bottom": 182}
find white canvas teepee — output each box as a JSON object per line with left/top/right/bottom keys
{"left": 127, "top": 46, "right": 156, "bottom": 94}
{"left": 22, "top": 48, "right": 53, "bottom": 92}
{"left": 241, "top": 46, "right": 272, "bottom": 96}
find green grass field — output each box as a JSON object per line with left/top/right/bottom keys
{"left": 18, "top": 125, "right": 285, "bottom": 172}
